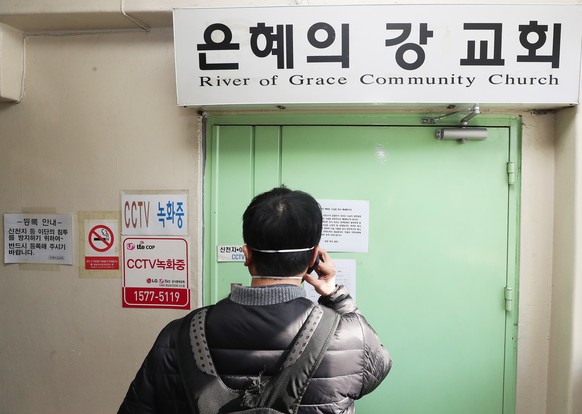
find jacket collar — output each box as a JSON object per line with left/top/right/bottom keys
{"left": 229, "top": 284, "right": 306, "bottom": 305}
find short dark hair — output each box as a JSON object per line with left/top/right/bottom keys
{"left": 242, "top": 187, "right": 322, "bottom": 276}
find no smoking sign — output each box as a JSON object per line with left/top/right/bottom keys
{"left": 85, "top": 219, "right": 120, "bottom": 270}
{"left": 89, "top": 225, "right": 115, "bottom": 252}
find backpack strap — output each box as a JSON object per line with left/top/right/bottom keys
{"left": 253, "top": 305, "right": 340, "bottom": 413}
{"left": 177, "top": 305, "right": 237, "bottom": 414}
{"left": 177, "top": 304, "right": 340, "bottom": 414}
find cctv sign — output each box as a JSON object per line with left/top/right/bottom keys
{"left": 122, "top": 237, "right": 190, "bottom": 309}
{"left": 121, "top": 192, "right": 188, "bottom": 236}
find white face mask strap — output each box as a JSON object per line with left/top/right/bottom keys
{"left": 250, "top": 246, "right": 314, "bottom": 254}
{"left": 251, "top": 276, "right": 304, "bottom": 280}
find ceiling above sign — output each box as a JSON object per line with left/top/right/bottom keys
{"left": 173, "top": 4, "right": 582, "bottom": 109}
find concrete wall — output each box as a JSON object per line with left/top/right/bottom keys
{"left": 0, "top": 1, "right": 581, "bottom": 413}
{"left": 0, "top": 29, "right": 200, "bottom": 413}
{"left": 518, "top": 110, "right": 555, "bottom": 414}
{"left": 549, "top": 105, "right": 582, "bottom": 414}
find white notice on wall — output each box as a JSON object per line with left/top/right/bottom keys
{"left": 121, "top": 192, "right": 188, "bottom": 236}
{"left": 4, "top": 213, "right": 73, "bottom": 265}
{"left": 304, "top": 259, "right": 356, "bottom": 303}
{"left": 318, "top": 199, "right": 369, "bottom": 253}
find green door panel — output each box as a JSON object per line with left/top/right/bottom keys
{"left": 255, "top": 126, "right": 282, "bottom": 192}
{"left": 207, "top": 125, "right": 254, "bottom": 300}
{"left": 206, "top": 125, "right": 284, "bottom": 300}
{"left": 282, "top": 126, "right": 508, "bottom": 414}
{"left": 204, "top": 118, "right": 519, "bottom": 414}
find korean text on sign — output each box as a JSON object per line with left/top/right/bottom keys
{"left": 174, "top": 5, "right": 582, "bottom": 106}
{"left": 122, "top": 237, "right": 190, "bottom": 309}
{"left": 121, "top": 192, "right": 188, "bottom": 236}
{"left": 4, "top": 214, "right": 73, "bottom": 264}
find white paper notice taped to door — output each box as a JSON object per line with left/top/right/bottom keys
{"left": 318, "top": 199, "right": 369, "bottom": 253}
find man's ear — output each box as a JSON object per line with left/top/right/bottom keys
{"left": 309, "top": 246, "right": 320, "bottom": 267}
{"left": 242, "top": 245, "right": 253, "bottom": 267}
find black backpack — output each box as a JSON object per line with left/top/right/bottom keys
{"left": 177, "top": 304, "right": 340, "bottom": 414}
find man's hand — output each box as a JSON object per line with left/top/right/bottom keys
{"left": 303, "top": 248, "right": 336, "bottom": 297}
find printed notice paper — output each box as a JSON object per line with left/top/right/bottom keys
{"left": 4, "top": 214, "right": 73, "bottom": 265}
{"left": 318, "top": 199, "right": 369, "bottom": 253}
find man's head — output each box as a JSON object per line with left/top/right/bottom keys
{"left": 242, "top": 187, "right": 322, "bottom": 276}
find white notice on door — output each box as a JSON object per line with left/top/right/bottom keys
{"left": 318, "top": 199, "right": 369, "bottom": 253}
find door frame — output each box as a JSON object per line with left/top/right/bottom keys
{"left": 202, "top": 112, "right": 521, "bottom": 414}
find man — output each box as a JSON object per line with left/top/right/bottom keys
{"left": 118, "top": 187, "right": 391, "bottom": 413}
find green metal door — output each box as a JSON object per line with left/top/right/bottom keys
{"left": 204, "top": 115, "right": 519, "bottom": 414}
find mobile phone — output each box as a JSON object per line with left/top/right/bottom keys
{"left": 306, "top": 253, "right": 321, "bottom": 274}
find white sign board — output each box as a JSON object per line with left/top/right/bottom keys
{"left": 319, "top": 199, "right": 369, "bottom": 253}
{"left": 122, "top": 237, "right": 190, "bottom": 309}
{"left": 4, "top": 214, "right": 73, "bottom": 265}
{"left": 174, "top": 5, "right": 582, "bottom": 107}
{"left": 121, "top": 192, "right": 188, "bottom": 236}
{"left": 217, "top": 245, "right": 245, "bottom": 262}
